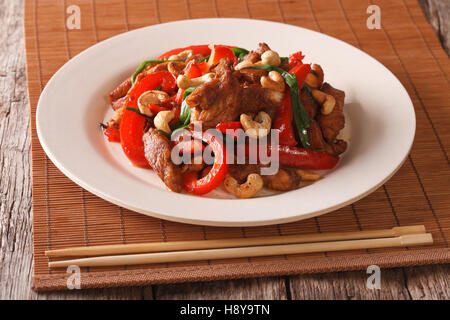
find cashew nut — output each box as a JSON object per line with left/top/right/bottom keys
{"left": 305, "top": 64, "right": 324, "bottom": 88}
{"left": 240, "top": 111, "right": 272, "bottom": 139}
{"left": 235, "top": 50, "right": 281, "bottom": 70}
{"left": 167, "top": 61, "right": 186, "bottom": 77}
{"left": 312, "top": 64, "right": 324, "bottom": 86}
{"left": 321, "top": 95, "right": 336, "bottom": 115}
{"left": 234, "top": 60, "right": 256, "bottom": 70}
{"left": 224, "top": 173, "right": 264, "bottom": 198}
{"left": 176, "top": 73, "right": 215, "bottom": 90}
{"left": 154, "top": 110, "right": 174, "bottom": 134}
{"left": 261, "top": 50, "right": 281, "bottom": 66}
{"left": 311, "top": 90, "right": 336, "bottom": 115}
{"left": 269, "top": 90, "right": 284, "bottom": 104}
{"left": 296, "top": 169, "right": 321, "bottom": 181}
{"left": 305, "top": 73, "right": 320, "bottom": 88}
{"left": 261, "top": 71, "right": 285, "bottom": 93}
{"left": 168, "top": 49, "right": 194, "bottom": 61}
{"left": 137, "top": 90, "right": 170, "bottom": 117}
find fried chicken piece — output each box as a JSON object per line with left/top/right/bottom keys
{"left": 301, "top": 90, "right": 319, "bottom": 120}
{"left": 108, "top": 78, "right": 132, "bottom": 104}
{"left": 317, "top": 83, "right": 345, "bottom": 143}
{"left": 308, "top": 119, "right": 334, "bottom": 154}
{"left": 262, "top": 168, "right": 301, "bottom": 191}
{"left": 143, "top": 129, "right": 183, "bottom": 192}
{"left": 187, "top": 59, "right": 279, "bottom": 128}
{"left": 234, "top": 68, "right": 267, "bottom": 84}
{"left": 227, "top": 164, "right": 261, "bottom": 184}
{"left": 227, "top": 164, "right": 301, "bottom": 192}
{"left": 244, "top": 42, "right": 271, "bottom": 63}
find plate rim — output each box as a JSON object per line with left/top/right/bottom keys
{"left": 36, "top": 18, "right": 416, "bottom": 227}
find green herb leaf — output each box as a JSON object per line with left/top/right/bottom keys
{"left": 155, "top": 85, "right": 162, "bottom": 91}
{"left": 182, "top": 87, "right": 197, "bottom": 100}
{"left": 171, "top": 125, "right": 190, "bottom": 139}
{"left": 176, "top": 87, "right": 197, "bottom": 126}
{"left": 179, "top": 100, "right": 191, "bottom": 125}
{"left": 125, "top": 107, "right": 152, "bottom": 119}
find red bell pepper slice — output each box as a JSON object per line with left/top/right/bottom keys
{"left": 184, "top": 60, "right": 202, "bottom": 79}
{"left": 158, "top": 45, "right": 212, "bottom": 60}
{"left": 273, "top": 90, "right": 297, "bottom": 147}
{"left": 289, "top": 51, "right": 305, "bottom": 67}
{"left": 174, "top": 88, "right": 185, "bottom": 105}
{"left": 150, "top": 104, "right": 170, "bottom": 114}
{"left": 216, "top": 121, "right": 242, "bottom": 140}
{"left": 289, "top": 63, "right": 311, "bottom": 90}
{"left": 120, "top": 110, "right": 149, "bottom": 167}
{"left": 208, "top": 45, "right": 238, "bottom": 66}
{"left": 216, "top": 122, "right": 241, "bottom": 132}
{"left": 120, "top": 72, "right": 176, "bottom": 167}
{"left": 104, "top": 127, "right": 121, "bottom": 142}
{"left": 171, "top": 107, "right": 181, "bottom": 125}
{"left": 196, "top": 61, "right": 210, "bottom": 74}
{"left": 183, "top": 131, "right": 228, "bottom": 195}
{"left": 273, "top": 145, "right": 339, "bottom": 170}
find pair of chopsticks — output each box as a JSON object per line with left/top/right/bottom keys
{"left": 46, "top": 225, "right": 432, "bottom": 268}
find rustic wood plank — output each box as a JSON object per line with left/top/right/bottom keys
{"left": 0, "top": 0, "right": 34, "bottom": 300}
{"left": 0, "top": 0, "right": 150, "bottom": 300}
{"left": 154, "top": 277, "right": 288, "bottom": 300}
{"left": 290, "top": 265, "right": 450, "bottom": 300}
{"left": 418, "top": 0, "right": 450, "bottom": 55}
{"left": 403, "top": 264, "right": 450, "bottom": 300}
{"left": 0, "top": 0, "right": 448, "bottom": 300}
{"left": 289, "top": 269, "right": 413, "bottom": 300}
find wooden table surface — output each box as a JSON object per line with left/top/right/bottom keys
{"left": 0, "top": 0, "right": 448, "bottom": 300}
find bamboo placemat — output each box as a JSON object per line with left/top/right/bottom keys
{"left": 25, "top": 0, "right": 450, "bottom": 291}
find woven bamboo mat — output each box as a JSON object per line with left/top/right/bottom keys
{"left": 25, "top": 0, "right": 450, "bottom": 291}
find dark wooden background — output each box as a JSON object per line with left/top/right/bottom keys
{"left": 0, "top": 0, "right": 448, "bottom": 299}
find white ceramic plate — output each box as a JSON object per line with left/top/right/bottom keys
{"left": 36, "top": 18, "right": 415, "bottom": 227}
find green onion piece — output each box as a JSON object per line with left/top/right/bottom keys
{"left": 303, "top": 84, "right": 319, "bottom": 105}
{"left": 290, "top": 73, "right": 311, "bottom": 149}
{"left": 155, "top": 129, "right": 171, "bottom": 138}
{"left": 250, "top": 64, "right": 311, "bottom": 149}
{"left": 131, "top": 59, "right": 180, "bottom": 84}
{"left": 231, "top": 47, "right": 249, "bottom": 56}
{"left": 231, "top": 47, "right": 250, "bottom": 63}
{"left": 199, "top": 55, "right": 210, "bottom": 63}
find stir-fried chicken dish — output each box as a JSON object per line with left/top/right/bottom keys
{"left": 102, "top": 43, "right": 347, "bottom": 198}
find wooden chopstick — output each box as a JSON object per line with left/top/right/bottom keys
{"left": 48, "top": 233, "right": 433, "bottom": 268}
{"left": 45, "top": 225, "right": 426, "bottom": 257}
